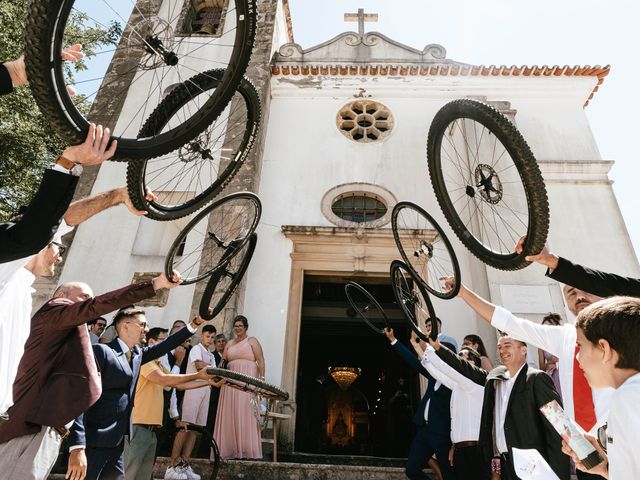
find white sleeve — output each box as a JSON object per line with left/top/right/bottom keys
{"left": 420, "top": 348, "right": 462, "bottom": 391}
{"left": 425, "top": 349, "right": 480, "bottom": 392}
{"left": 169, "top": 389, "right": 179, "bottom": 419}
{"left": 188, "top": 345, "right": 203, "bottom": 364}
{"left": 491, "top": 306, "right": 566, "bottom": 357}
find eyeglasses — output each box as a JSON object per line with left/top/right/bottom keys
{"left": 51, "top": 241, "right": 67, "bottom": 256}
{"left": 597, "top": 423, "right": 608, "bottom": 454}
{"left": 96, "top": 323, "right": 107, "bottom": 328}
{"left": 125, "top": 321, "right": 148, "bottom": 329}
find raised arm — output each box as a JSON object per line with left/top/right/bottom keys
{"left": 423, "top": 346, "right": 483, "bottom": 392}
{"left": 517, "top": 237, "right": 640, "bottom": 298}
{"left": 63, "top": 187, "right": 152, "bottom": 226}
{"left": 142, "top": 314, "right": 203, "bottom": 364}
{"left": 0, "top": 170, "right": 77, "bottom": 263}
{"left": 385, "top": 328, "right": 433, "bottom": 380}
{"left": 431, "top": 339, "right": 488, "bottom": 386}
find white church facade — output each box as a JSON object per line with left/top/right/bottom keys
{"left": 44, "top": 1, "right": 639, "bottom": 452}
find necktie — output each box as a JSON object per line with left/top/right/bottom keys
{"left": 573, "top": 345, "right": 596, "bottom": 431}
{"left": 125, "top": 350, "right": 132, "bottom": 365}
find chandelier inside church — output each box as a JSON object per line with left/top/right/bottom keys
{"left": 329, "top": 366, "right": 362, "bottom": 390}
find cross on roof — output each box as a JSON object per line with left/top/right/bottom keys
{"left": 344, "top": 8, "right": 378, "bottom": 36}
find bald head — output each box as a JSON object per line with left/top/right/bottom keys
{"left": 53, "top": 282, "right": 93, "bottom": 303}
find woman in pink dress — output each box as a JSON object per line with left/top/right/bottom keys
{"left": 213, "top": 315, "right": 266, "bottom": 459}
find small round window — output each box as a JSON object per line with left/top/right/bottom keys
{"left": 331, "top": 193, "right": 388, "bottom": 223}
{"left": 337, "top": 100, "right": 394, "bottom": 143}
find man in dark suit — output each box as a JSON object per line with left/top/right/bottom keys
{"left": 0, "top": 272, "right": 180, "bottom": 479}
{"left": 385, "top": 328, "right": 456, "bottom": 480}
{"left": 67, "top": 307, "right": 210, "bottom": 479}
{"left": 432, "top": 333, "right": 570, "bottom": 480}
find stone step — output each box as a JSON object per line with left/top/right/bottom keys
{"left": 153, "top": 457, "right": 409, "bottom": 480}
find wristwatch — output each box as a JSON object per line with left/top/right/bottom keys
{"left": 56, "top": 155, "right": 83, "bottom": 176}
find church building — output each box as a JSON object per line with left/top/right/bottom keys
{"left": 40, "top": 0, "right": 639, "bottom": 455}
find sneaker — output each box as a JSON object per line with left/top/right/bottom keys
{"left": 164, "top": 465, "right": 188, "bottom": 480}
{"left": 184, "top": 465, "right": 201, "bottom": 480}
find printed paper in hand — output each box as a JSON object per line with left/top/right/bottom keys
{"left": 512, "top": 448, "right": 561, "bottom": 480}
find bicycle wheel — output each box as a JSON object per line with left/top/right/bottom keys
{"left": 391, "top": 201, "right": 461, "bottom": 299}
{"left": 390, "top": 260, "right": 438, "bottom": 341}
{"left": 164, "top": 192, "right": 260, "bottom": 285}
{"left": 25, "top": 0, "right": 257, "bottom": 159}
{"left": 344, "top": 282, "right": 389, "bottom": 335}
{"left": 427, "top": 99, "right": 549, "bottom": 270}
{"left": 126, "top": 70, "right": 261, "bottom": 220}
{"left": 184, "top": 425, "right": 221, "bottom": 480}
{"left": 199, "top": 233, "right": 256, "bottom": 319}
{"left": 206, "top": 367, "right": 289, "bottom": 400}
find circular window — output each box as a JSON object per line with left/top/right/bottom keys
{"left": 332, "top": 193, "right": 387, "bottom": 223}
{"left": 337, "top": 100, "right": 394, "bottom": 143}
{"left": 321, "top": 183, "right": 397, "bottom": 228}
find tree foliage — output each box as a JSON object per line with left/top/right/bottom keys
{"left": 0, "top": 0, "right": 120, "bottom": 220}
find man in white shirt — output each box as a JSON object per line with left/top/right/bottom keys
{"left": 442, "top": 276, "right": 613, "bottom": 480}
{"left": 563, "top": 296, "right": 640, "bottom": 480}
{"left": 414, "top": 334, "right": 488, "bottom": 479}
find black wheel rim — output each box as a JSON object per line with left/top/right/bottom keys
{"left": 26, "top": 0, "right": 256, "bottom": 158}
{"left": 199, "top": 233, "right": 257, "bottom": 319}
{"left": 427, "top": 99, "right": 549, "bottom": 270}
{"left": 344, "top": 282, "right": 389, "bottom": 335}
{"left": 126, "top": 71, "right": 260, "bottom": 219}
{"left": 390, "top": 260, "right": 438, "bottom": 341}
{"left": 391, "top": 201, "right": 461, "bottom": 299}
{"left": 164, "top": 192, "right": 260, "bottom": 284}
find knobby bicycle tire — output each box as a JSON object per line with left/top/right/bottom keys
{"left": 126, "top": 70, "right": 261, "bottom": 220}
{"left": 183, "top": 425, "right": 221, "bottom": 480}
{"left": 390, "top": 260, "right": 438, "bottom": 342}
{"left": 24, "top": 0, "right": 257, "bottom": 159}
{"left": 199, "top": 233, "right": 257, "bottom": 319}
{"left": 164, "top": 192, "right": 261, "bottom": 284}
{"left": 344, "top": 282, "right": 389, "bottom": 335}
{"left": 206, "top": 367, "right": 289, "bottom": 401}
{"left": 427, "top": 99, "right": 549, "bottom": 270}
{"left": 391, "top": 201, "right": 461, "bottom": 299}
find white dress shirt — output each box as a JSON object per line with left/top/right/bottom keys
{"left": 607, "top": 373, "right": 640, "bottom": 480}
{"left": 0, "top": 263, "right": 35, "bottom": 414}
{"left": 0, "top": 221, "right": 72, "bottom": 414}
{"left": 421, "top": 347, "right": 484, "bottom": 443}
{"left": 492, "top": 306, "right": 614, "bottom": 434}
{"left": 494, "top": 363, "right": 525, "bottom": 454}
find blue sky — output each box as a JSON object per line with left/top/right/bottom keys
{"left": 288, "top": 0, "right": 640, "bottom": 259}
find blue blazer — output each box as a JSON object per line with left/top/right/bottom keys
{"left": 392, "top": 341, "right": 452, "bottom": 438}
{"left": 69, "top": 326, "right": 193, "bottom": 448}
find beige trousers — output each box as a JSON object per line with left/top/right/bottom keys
{"left": 0, "top": 426, "right": 63, "bottom": 480}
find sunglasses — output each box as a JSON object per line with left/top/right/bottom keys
{"left": 51, "top": 241, "right": 67, "bottom": 256}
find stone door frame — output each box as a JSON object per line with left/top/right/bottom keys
{"left": 279, "top": 225, "right": 405, "bottom": 451}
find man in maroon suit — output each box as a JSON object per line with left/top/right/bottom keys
{"left": 0, "top": 272, "right": 181, "bottom": 479}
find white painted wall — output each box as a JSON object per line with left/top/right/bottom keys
{"left": 245, "top": 73, "right": 638, "bottom": 384}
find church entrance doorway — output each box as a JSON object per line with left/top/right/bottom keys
{"left": 293, "top": 274, "right": 422, "bottom": 458}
